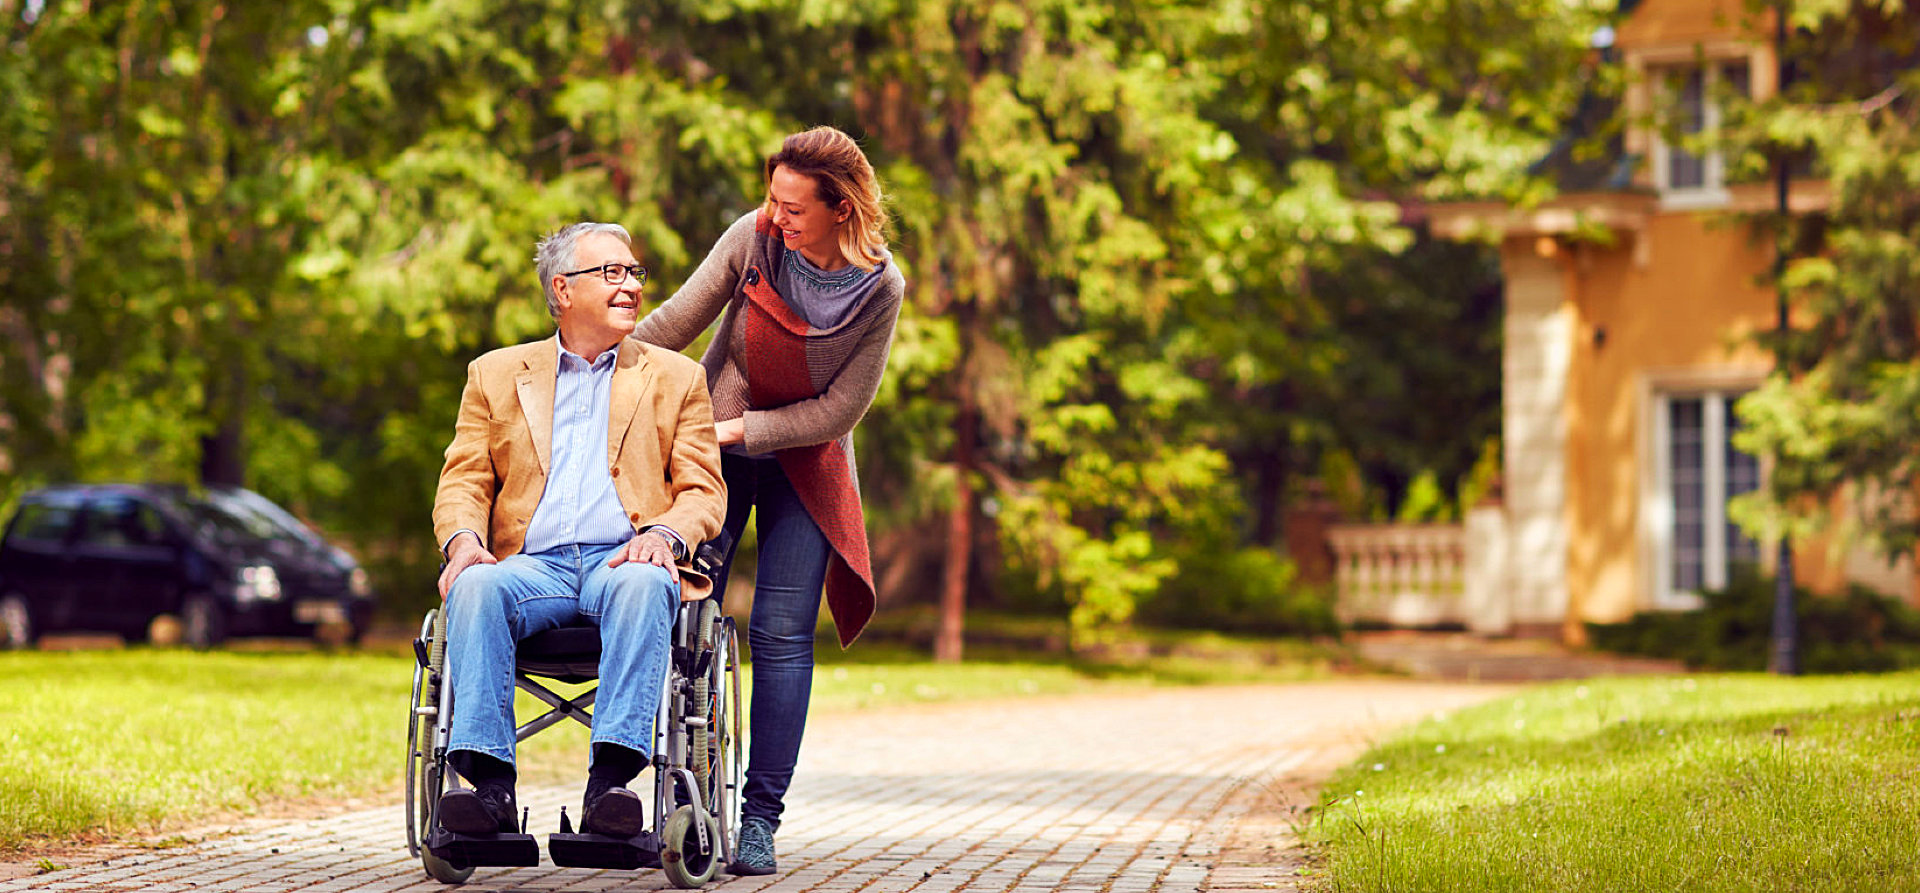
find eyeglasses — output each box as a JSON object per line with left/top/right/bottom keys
{"left": 561, "top": 263, "right": 647, "bottom": 287}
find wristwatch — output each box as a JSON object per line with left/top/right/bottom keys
{"left": 643, "top": 525, "right": 688, "bottom": 562}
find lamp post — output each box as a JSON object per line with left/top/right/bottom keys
{"left": 1768, "top": 0, "right": 1800, "bottom": 676}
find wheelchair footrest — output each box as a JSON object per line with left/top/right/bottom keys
{"left": 424, "top": 827, "right": 541, "bottom": 869}
{"left": 548, "top": 831, "right": 662, "bottom": 870}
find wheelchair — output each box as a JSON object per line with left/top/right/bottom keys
{"left": 404, "top": 541, "right": 741, "bottom": 887}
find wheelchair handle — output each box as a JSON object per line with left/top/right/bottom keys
{"left": 693, "top": 530, "right": 733, "bottom": 577}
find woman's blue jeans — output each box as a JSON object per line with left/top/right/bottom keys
{"left": 442, "top": 542, "right": 679, "bottom": 768}
{"left": 714, "top": 454, "right": 830, "bottom": 832}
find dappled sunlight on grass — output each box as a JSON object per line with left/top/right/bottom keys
{"left": 1314, "top": 673, "right": 1920, "bottom": 892}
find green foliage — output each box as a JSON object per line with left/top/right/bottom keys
{"left": 1722, "top": 1, "right": 1920, "bottom": 560}
{"left": 1455, "top": 436, "right": 1503, "bottom": 515}
{"left": 1586, "top": 568, "right": 1920, "bottom": 673}
{"left": 1137, "top": 544, "right": 1340, "bottom": 637}
{"left": 0, "top": 0, "right": 1599, "bottom": 639}
{"left": 1394, "top": 469, "right": 1452, "bottom": 523}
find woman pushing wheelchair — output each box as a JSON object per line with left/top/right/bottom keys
{"left": 631, "top": 125, "right": 905, "bottom": 876}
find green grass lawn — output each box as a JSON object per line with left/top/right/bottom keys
{"left": 0, "top": 627, "right": 1340, "bottom": 853}
{"left": 0, "top": 649, "right": 402, "bottom": 850}
{"left": 1311, "top": 672, "right": 1920, "bottom": 892}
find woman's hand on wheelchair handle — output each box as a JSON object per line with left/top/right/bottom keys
{"left": 606, "top": 530, "right": 681, "bottom": 584}
{"left": 438, "top": 533, "right": 498, "bottom": 600}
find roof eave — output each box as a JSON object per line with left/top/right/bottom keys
{"left": 1427, "top": 191, "right": 1660, "bottom": 243}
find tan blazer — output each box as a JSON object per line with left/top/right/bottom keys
{"left": 432, "top": 335, "right": 727, "bottom": 595}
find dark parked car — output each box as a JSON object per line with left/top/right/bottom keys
{"left": 0, "top": 484, "right": 375, "bottom": 648}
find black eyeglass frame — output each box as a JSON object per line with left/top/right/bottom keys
{"left": 560, "top": 263, "right": 647, "bottom": 286}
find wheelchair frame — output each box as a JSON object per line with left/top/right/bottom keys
{"left": 405, "top": 581, "right": 743, "bottom": 887}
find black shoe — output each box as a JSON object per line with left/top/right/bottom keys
{"left": 439, "top": 784, "right": 518, "bottom": 835}
{"left": 581, "top": 785, "right": 646, "bottom": 838}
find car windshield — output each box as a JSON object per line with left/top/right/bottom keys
{"left": 204, "top": 488, "right": 325, "bottom": 546}
{"left": 162, "top": 495, "right": 273, "bottom": 546}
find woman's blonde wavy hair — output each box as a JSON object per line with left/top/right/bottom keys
{"left": 762, "top": 126, "right": 889, "bottom": 272}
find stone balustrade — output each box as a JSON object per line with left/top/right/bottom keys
{"left": 1326, "top": 522, "right": 1471, "bottom": 628}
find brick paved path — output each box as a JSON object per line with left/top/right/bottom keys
{"left": 2, "top": 681, "right": 1506, "bottom": 893}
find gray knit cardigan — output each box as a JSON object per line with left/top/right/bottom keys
{"left": 630, "top": 211, "right": 905, "bottom": 456}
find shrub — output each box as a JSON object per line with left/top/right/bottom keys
{"left": 1587, "top": 567, "right": 1920, "bottom": 672}
{"left": 1137, "top": 545, "right": 1342, "bottom": 638}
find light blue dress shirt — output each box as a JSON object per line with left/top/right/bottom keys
{"left": 522, "top": 343, "right": 636, "bottom": 555}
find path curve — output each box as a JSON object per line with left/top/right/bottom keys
{"left": 1, "top": 680, "right": 1510, "bottom": 893}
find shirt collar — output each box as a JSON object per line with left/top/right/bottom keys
{"left": 556, "top": 338, "right": 620, "bottom": 371}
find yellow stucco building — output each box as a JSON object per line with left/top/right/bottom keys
{"left": 1429, "top": 0, "right": 1911, "bottom": 643}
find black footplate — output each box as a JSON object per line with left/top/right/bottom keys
{"left": 548, "top": 831, "right": 662, "bottom": 869}
{"left": 424, "top": 827, "right": 541, "bottom": 868}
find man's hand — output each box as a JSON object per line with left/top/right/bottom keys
{"left": 715, "top": 417, "right": 745, "bottom": 447}
{"left": 438, "top": 532, "right": 497, "bottom": 600}
{"left": 607, "top": 529, "right": 681, "bottom": 583}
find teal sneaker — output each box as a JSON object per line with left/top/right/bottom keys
{"left": 727, "top": 816, "right": 777, "bottom": 876}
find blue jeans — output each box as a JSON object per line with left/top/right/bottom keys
{"left": 443, "top": 542, "right": 679, "bottom": 767}
{"left": 713, "top": 454, "right": 830, "bottom": 831}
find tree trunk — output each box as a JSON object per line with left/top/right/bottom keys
{"left": 1249, "top": 445, "right": 1287, "bottom": 546}
{"left": 200, "top": 368, "right": 245, "bottom": 486}
{"left": 935, "top": 316, "right": 977, "bottom": 663}
{"left": 200, "top": 415, "right": 245, "bottom": 486}
{"left": 935, "top": 449, "right": 972, "bottom": 663}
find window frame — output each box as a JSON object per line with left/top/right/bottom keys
{"left": 1649, "top": 59, "right": 1750, "bottom": 208}
{"left": 1638, "top": 369, "right": 1769, "bottom": 611}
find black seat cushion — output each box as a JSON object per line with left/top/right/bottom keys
{"left": 516, "top": 625, "right": 602, "bottom": 683}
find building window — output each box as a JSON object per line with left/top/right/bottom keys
{"left": 1652, "top": 61, "right": 1750, "bottom": 201}
{"left": 1659, "top": 391, "right": 1760, "bottom": 603}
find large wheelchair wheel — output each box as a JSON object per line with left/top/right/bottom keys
{"left": 686, "top": 600, "right": 741, "bottom": 868}
{"left": 406, "top": 609, "right": 474, "bottom": 885}
{"left": 718, "top": 615, "right": 743, "bottom": 861}
{"left": 688, "top": 599, "right": 719, "bottom": 793}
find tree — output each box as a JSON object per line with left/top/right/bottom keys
{"left": 1728, "top": 0, "right": 1920, "bottom": 561}
{"left": 0, "top": 0, "right": 1601, "bottom": 641}
{"left": 0, "top": 0, "right": 383, "bottom": 501}
{"left": 0, "top": 0, "right": 782, "bottom": 591}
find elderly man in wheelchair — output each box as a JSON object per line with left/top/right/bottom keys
{"left": 406, "top": 221, "right": 741, "bottom": 887}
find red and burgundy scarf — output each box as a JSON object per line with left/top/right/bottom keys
{"left": 736, "top": 215, "right": 877, "bottom": 647}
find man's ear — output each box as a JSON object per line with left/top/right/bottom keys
{"left": 552, "top": 277, "right": 572, "bottom": 312}
{"left": 835, "top": 200, "right": 851, "bottom": 225}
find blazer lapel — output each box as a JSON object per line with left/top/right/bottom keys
{"left": 516, "top": 337, "right": 559, "bottom": 476}
{"left": 608, "top": 339, "right": 653, "bottom": 467}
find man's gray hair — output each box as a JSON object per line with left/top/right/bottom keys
{"left": 535, "top": 222, "right": 633, "bottom": 320}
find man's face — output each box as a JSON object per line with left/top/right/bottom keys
{"left": 554, "top": 231, "right": 644, "bottom": 347}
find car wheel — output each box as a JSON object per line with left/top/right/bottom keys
{"left": 182, "top": 596, "right": 227, "bottom": 649}
{"left": 147, "top": 612, "right": 187, "bottom": 647}
{"left": 0, "top": 594, "right": 34, "bottom": 649}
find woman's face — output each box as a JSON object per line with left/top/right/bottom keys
{"left": 768, "top": 165, "right": 848, "bottom": 267}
